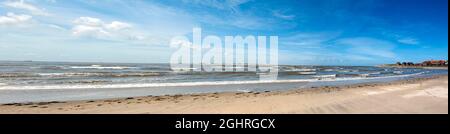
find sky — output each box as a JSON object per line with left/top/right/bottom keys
{"left": 0, "top": 0, "right": 448, "bottom": 65}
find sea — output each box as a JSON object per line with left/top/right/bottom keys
{"left": 0, "top": 61, "right": 447, "bottom": 103}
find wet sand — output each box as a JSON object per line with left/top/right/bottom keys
{"left": 0, "top": 75, "right": 447, "bottom": 114}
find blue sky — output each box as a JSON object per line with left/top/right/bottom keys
{"left": 0, "top": 0, "right": 448, "bottom": 65}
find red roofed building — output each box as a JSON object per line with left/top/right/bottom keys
{"left": 422, "top": 60, "right": 448, "bottom": 66}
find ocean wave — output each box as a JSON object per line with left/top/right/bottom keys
{"left": 0, "top": 72, "right": 426, "bottom": 90}
{"left": 336, "top": 73, "right": 361, "bottom": 77}
{"left": 0, "top": 73, "right": 38, "bottom": 78}
{"left": 37, "top": 66, "right": 67, "bottom": 70}
{"left": 56, "top": 80, "right": 110, "bottom": 84}
{"left": 393, "top": 71, "right": 403, "bottom": 74}
{"left": 283, "top": 71, "right": 317, "bottom": 75}
{"left": 313, "top": 74, "right": 336, "bottom": 79}
{"left": 170, "top": 67, "right": 199, "bottom": 71}
{"left": 172, "top": 71, "right": 258, "bottom": 75}
{"left": 236, "top": 89, "right": 251, "bottom": 92}
{"left": 358, "top": 72, "right": 381, "bottom": 77}
{"left": 283, "top": 68, "right": 316, "bottom": 72}
{"left": 69, "top": 65, "right": 138, "bottom": 70}
{"left": 37, "top": 72, "right": 162, "bottom": 77}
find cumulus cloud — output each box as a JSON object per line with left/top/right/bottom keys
{"left": 3, "top": 0, "right": 50, "bottom": 16}
{"left": 0, "top": 12, "right": 32, "bottom": 26}
{"left": 71, "top": 17, "right": 132, "bottom": 38}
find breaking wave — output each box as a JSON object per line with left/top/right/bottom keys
{"left": 0, "top": 72, "right": 426, "bottom": 90}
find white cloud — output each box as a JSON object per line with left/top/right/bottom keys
{"left": 3, "top": 0, "right": 50, "bottom": 16}
{"left": 397, "top": 37, "right": 419, "bottom": 45}
{"left": 72, "top": 25, "right": 111, "bottom": 37}
{"left": 105, "top": 21, "right": 132, "bottom": 31}
{"left": 337, "top": 37, "right": 396, "bottom": 58}
{"left": 184, "top": 0, "right": 250, "bottom": 12}
{"left": 47, "top": 24, "right": 66, "bottom": 31}
{"left": 71, "top": 17, "right": 132, "bottom": 38}
{"left": 282, "top": 32, "right": 340, "bottom": 48}
{"left": 0, "top": 12, "right": 32, "bottom": 26}
{"left": 184, "top": 0, "right": 296, "bottom": 30}
{"left": 277, "top": 33, "right": 395, "bottom": 65}
{"left": 73, "top": 17, "right": 103, "bottom": 27}
{"left": 272, "top": 10, "right": 295, "bottom": 20}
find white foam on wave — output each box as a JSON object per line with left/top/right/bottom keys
{"left": 37, "top": 72, "right": 161, "bottom": 77}
{"left": 0, "top": 72, "right": 426, "bottom": 90}
{"left": 314, "top": 74, "right": 336, "bottom": 78}
{"left": 236, "top": 89, "right": 251, "bottom": 93}
{"left": 38, "top": 73, "right": 109, "bottom": 77}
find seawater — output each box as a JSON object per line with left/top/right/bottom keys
{"left": 0, "top": 61, "right": 447, "bottom": 103}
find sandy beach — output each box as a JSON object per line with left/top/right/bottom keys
{"left": 0, "top": 75, "right": 447, "bottom": 114}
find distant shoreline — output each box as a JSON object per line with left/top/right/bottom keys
{"left": 379, "top": 65, "right": 448, "bottom": 70}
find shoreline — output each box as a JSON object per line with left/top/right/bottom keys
{"left": 0, "top": 72, "right": 445, "bottom": 104}
{"left": 0, "top": 75, "right": 447, "bottom": 114}
{"left": 378, "top": 65, "right": 449, "bottom": 70}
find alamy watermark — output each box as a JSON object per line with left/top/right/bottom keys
{"left": 169, "top": 28, "right": 278, "bottom": 80}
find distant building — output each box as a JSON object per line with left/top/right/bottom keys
{"left": 422, "top": 60, "right": 447, "bottom": 66}
{"left": 394, "top": 60, "right": 448, "bottom": 67}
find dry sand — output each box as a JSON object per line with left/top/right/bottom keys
{"left": 0, "top": 75, "right": 447, "bottom": 114}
